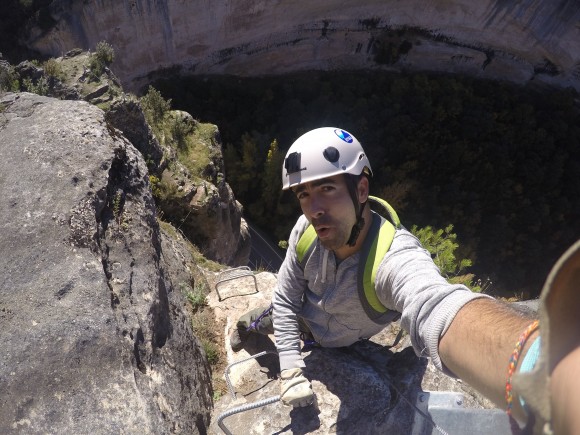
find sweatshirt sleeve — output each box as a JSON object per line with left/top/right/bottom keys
{"left": 375, "top": 228, "right": 493, "bottom": 374}
{"left": 272, "top": 216, "right": 310, "bottom": 371}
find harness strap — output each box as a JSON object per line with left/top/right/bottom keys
{"left": 248, "top": 304, "right": 273, "bottom": 331}
{"left": 357, "top": 213, "right": 394, "bottom": 320}
{"left": 296, "top": 225, "right": 317, "bottom": 264}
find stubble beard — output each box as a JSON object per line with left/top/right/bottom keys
{"left": 317, "top": 220, "right": 352, "bottom": 252}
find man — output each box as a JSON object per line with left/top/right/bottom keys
{"left": 231, "top": 127, "right": 578, "bottom": 432}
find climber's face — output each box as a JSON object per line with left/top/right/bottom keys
{"left": 294, "top": 174, "right": 367, "bottom": 258}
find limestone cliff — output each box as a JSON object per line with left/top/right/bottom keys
{"left": 0, "top": 92, "right": 212, "bottom": 433}
{"left": 25, "top": 0, "right": 580, "bottom": 92}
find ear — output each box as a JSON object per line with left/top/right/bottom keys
{"left": 357, "top": 176, "right": 369, "bottom": 203}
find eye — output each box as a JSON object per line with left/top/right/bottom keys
{"left": 296, "top": 191, "right": 308, "bottom": 200}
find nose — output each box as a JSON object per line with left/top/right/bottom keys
{"left": 306, "top": 194, "right": 325, "bottom": 220}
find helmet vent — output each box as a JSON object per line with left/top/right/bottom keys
{"left": 323, "top": 146, "right": 340, "bottom": 163}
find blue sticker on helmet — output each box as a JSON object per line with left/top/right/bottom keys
{"left": 334, "top": 129, "right": 354, "bottom": 143}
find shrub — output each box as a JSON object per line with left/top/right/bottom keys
{"left": 87, "top": 56, "right": 104, "bottom": 81}
{"left": 185, "top": 284, "right": 207, "bottom": 310}
{"left": 411, "top": 224, "right": 480, "bottom": 291}
{"left": 170, "top": 116, "right": 190, "bottom": 149}
{"left": 140, "top": 86, "right": 171, "bottom": 126}
{"left": 191, "top": 310, "right": 220, "bottom": 365}
{"left": 202, "top": 340, "right": 219, "bottom": 365}
{"left": 149, "top": 175, "right": 162, "bottom": 198}
{"left": 0, "top": 63, "right": 19, "bottom": 92}
{"left": 87, "top": 40, "right": 115, "bottom": 81}
{"left": 22, "top": 76, "right": 49, "bottom": 96}
{"left": 95, "top": 41, "right": 115, "bottom": 65}
{"left": 42, "top": 58, "right": 64, "bottom": 81}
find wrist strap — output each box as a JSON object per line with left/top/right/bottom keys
{"left": 505, "top": 319, "right": 539, "bottom": 415}
{"left": 518, "top": 336, "right": 541, "bottom": 410}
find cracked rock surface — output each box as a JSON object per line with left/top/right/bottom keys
{"left": 0, "top": 92, "right": 212, "bottom": 434}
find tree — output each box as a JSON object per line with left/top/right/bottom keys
{"left": 411, "top": 224, "right": 481, "bottom": 291}
{"left": 140, "top": 86, "right": 171, "bottom": 127}
{"left": 87, "top": 40, "right": 115, "bottom": 81}
{"left": 261, "top": 139, "right": 283, "bottom": 210}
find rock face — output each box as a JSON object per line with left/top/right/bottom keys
{"left": 151, "top": 117, "right": 251, "bottom": 267}
{"left": 0, "top": 92, "right": 212, "bottom": 434}
{"left": 3, "top": 49, "right": 251, "bottom": 268}
{"left": 25, "top": 0, "right": 580, "bottom": 91}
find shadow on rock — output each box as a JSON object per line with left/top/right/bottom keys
{"left": 303, "top": 340, "right": 428, "bottom": 434}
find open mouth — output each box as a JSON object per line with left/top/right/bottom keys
{"left": 315, "top": 226, "right": 331, "bottom": 238}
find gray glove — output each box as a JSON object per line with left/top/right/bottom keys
{"left": 280, "top": 368, "right": 314, "bottom": 407}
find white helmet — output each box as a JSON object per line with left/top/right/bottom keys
{"left": 282, "top": 127, "right": 372, "bottom": 190}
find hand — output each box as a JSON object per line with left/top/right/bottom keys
{"left": 280, "top": 368, "right": 314, "bottom": 407}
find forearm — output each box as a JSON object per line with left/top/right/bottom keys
{"left": 273, "top": 290, "right": 304, "bottom": 371}
{"left": 438, "top": 297, "right": 538, "bottom": 421}
{"left": 273, "top": 217, "right": 310, "bottom": 370}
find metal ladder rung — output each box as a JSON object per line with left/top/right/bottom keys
{"left": 215, "top": 266, "right": 258, "bottom": 301}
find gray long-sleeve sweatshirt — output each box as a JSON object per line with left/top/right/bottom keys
{"left": 272, "top": 212, "right": 490, "bottom": 373}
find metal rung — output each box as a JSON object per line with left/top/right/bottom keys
{"left": 215, "top": 266, "right": 258, "bottom": 301}
{"left": 218, "top": 351, "right": 281, "bottom": 435}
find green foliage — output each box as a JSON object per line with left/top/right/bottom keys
{"left": 0, "top": 63, "right": 19, "bottom": 92}
{"left": 237, "top": 133, "right": 260, "bottom": 197}
{"left": 87, "top": 57, "right": 103, "bottom": 82}
{"left": 184, "top": 283, "right": 207, "bottom": 310}
{"left": 87, "top": 40, "right": 115, "bottom": 81}
{"left": 95, "top": 41, "right": 115, "bottom": 65}
{"left": 141, "top": 88, "right": 213, "bottom": 179}
{"left": 262, "top": 139, "right": 284, "bottom": 209}
{"left": 42, "top": 58, "right": 65, "bottom": 81}
{"left": 411, "top": 224, "right": 480, "bottom": 291}
{"left": 171, "top": 116, "right": 189, "bottom": 149}
{"left": 112, "top": 191, "right": 123, "bottom": 222}
{"left": 202, "top": 340, "right": 219, "bottom": 365}
{"left": 140, "top": 86, "right": 171, "bottom": 127}
{"left": 180, "top": 123, "right": 213, "bottom": 176}
{"left": 191, "top": 311, "right": 220, "bottom": 365}
{"left": 22, "top": 76, "right": 49, "bottom": 95}
{"left": 149, "top": 175, "right": 162, "bottom": 198}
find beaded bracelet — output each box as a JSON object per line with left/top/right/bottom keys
{"left": 505, "top": 319, "right": 540, "bottom": 415}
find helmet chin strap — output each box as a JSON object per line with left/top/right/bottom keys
{"left": 346, "top": 202, "right": 366, "bottom": 246}
{"left": 345, "top": 174, "right": 368, "bottom": 247}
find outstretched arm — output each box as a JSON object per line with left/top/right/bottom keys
{"left": 438, "top": 297, "right": 538, "bottom": 423}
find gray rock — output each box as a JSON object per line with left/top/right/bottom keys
{"left": 24, "top": 1, "right": 580, "bottom": 92}
{"left": 104, "top": 97, "right": 165, "bottom": 170}
{"left": 0, "top": 92, "right": 212, "bottom": 434}
{"left": 511, "top": 299, "right": 540, "bottom": 317}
